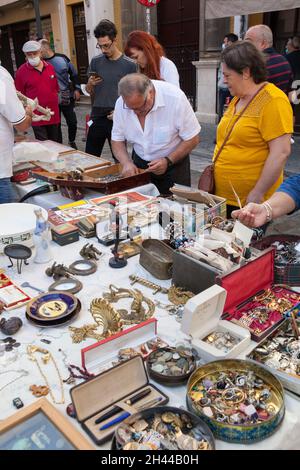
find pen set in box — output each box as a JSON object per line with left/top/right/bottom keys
{"left": 70, "top": 356, "right": 168, "bottom": 445}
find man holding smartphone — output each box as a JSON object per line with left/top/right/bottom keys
{"left": 85, "top": 20, "right": 137, "bottom": 159}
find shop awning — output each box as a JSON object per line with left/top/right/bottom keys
{"left": 0, "top": 0, "right": 18, "bottom": 7}
{"left": 205, "top": 0, "right": 300, "bottom": 19}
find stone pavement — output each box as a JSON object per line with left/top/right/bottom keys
{"left": 57, "top": 101, "right": 300, "bottom": 236}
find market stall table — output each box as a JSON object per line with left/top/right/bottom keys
{"left": 1, "top": 201, "right": 300, "bottom": 450}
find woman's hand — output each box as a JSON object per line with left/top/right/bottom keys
{"left": 232, "top": 203, "right": 268, "bottom": 227}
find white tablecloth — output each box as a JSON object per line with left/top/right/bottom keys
{"left": 1, "top": 191, "right": 300, "bottom": 450}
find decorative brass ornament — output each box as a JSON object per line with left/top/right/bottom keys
{"left": 168, "top": 286, "right": 194, "bottom": 306}
{"left": 103, "top": 284, "right": 155, "bottom": 323}
{"left": 69, "top": 298, "right": 122, "bottom": 343}
{"left": 129, "top": 274, "right": 168, "bottom": 295}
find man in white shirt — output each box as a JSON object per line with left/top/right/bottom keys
{"left": 0, "top": 65, "right": 32, "bottom": 203}
{"left": 111, "top": 73, "right": 200, "bottom": 194}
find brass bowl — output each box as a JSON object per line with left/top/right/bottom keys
{"left": 186, "top": 359, "right": 285, "bottom": 444}
{"left": 146, "top": 347, "right": 197, "bottom": 386}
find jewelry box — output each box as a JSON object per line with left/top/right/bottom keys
{"left": 172, "top": 223, "right": 260, "bottom": 295}
{"left": 81, "top": 318, "right": 165, "bottom": 374}
{"left": 220, "top": 248, "right": 300, "bottom": 341}
{"left": 0, "top": 273, "right": 31, "bottom": 310}
{"left": 181, "top": 285, "right": 250, "bottom": 362}
{"left": 70, "top": 355, "right": 169, "bottom": 445}
{"left": 51, "top": 223, "right": 79, "bottom": 246}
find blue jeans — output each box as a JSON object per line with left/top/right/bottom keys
{"left": 0, "top": 178, "right": 17, "bottom": 204}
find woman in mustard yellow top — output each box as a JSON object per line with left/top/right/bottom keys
{"left": 214, "top": 41, "right": 293, "bottom": 217}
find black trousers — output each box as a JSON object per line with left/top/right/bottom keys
{"left": 132, "top": 150, "right": 191, "bottom": 196}
{"left": 58, "top": 101, "right": 77, "bottom": 144}
{"left": 85, "top": 116, "right": 115, "bottom": 159}
{"left": 33, "top": 124, "right": 60, "bottom": 142}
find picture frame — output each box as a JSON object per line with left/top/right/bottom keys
{"left": 0, "top": 398, "right": 94, "bottom": 450}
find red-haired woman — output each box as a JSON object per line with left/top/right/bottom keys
{"left": 124, "top": 30, "right": 180, "bottom": 87}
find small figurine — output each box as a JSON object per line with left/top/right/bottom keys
{"left": 45, "top": 262, "right": 72, "bottom": 280}
{"left": 33, "top": 209, "right": 53, "bottom": 264}
{"left": 0, "top": 317, "right": 23, "bottom": 335}
{"left": 79, "top": 243, "right": 102, "bottom": 261}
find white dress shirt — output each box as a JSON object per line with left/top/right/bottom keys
{"left": 112, "top": 80, "right": 201, "bottom": 162}
{"left": 0, "top": 66, "right": 26, "bottom": 178}
{"left": 160, "top": 56, "right": 180, "bottom": 88}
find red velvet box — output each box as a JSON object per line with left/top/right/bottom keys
{"left": 219, "top": 248, "right": 300, "bottom": 341}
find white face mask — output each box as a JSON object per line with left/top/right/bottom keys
{"left": 28, "top": 56, "right": 41, "bottom": 67}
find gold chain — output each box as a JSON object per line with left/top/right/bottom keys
{"left": 27, "top": 345, "right": 65, "bottom": 404}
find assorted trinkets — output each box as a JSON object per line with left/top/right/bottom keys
{"left": 202, "top": 330, "right": 240, "bottom": 354}
{"left": 248, "top": 317, "right": 300, "bottom": 394}
{"left": 227, "top": 286, "right": 300, "bottom": 340}
{"left": 114, "top": 407, "right": 214, "bottom": 450}
{"left": 146, "top": 346, "right": 196, "bottom": 384}
{"left": 187, "top": 359, "right": 285, "bottom": 443}
{"left": 0, "top": 337, "right": 21, "bottom": 352}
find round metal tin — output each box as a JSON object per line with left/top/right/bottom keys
{"left": 113, "top": 406, "right": 215, "bottom": 450}
{"left": 186, "top": 359, "right": 285, "bottom": 444}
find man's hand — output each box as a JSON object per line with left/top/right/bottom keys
{"left": 147, "top": 158, "right": 168, "bottom": 175}
{"left": 246, "top": 189, "right": 264, "bottom": 204}
{"left": 232, "top": 203, "right": 268, "bottom": 228}
{"left": 74, "top": 90, "right": 81, "bottom": 101}
{"left": 86, "top": 75, "right": 102, "bottom": 94}
{"left": 107, "top": 110, "right": 114, "bottom": 121}
{"left": 25, "top": 105, "right": 33, "bottom": 118}
{"left": 121, "top": 162, "right": 140, "bottom": 177}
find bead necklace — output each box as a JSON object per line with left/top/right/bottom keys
{"left": 27, "top": 345, "right": 65, "bottom": 404}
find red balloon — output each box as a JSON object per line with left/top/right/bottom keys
{"left": 137, "top": 0, "right": 160, "bottom": 6}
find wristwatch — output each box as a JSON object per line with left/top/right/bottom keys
{"left": 165, "top": 156, "right": 173, "bottom": 169}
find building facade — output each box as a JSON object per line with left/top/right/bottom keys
{"left": 1, "top": 0, "right": 300, "bottom": 128}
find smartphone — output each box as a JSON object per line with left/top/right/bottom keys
{"left": 88, "top": 71, "right": 102, "bottom": 80}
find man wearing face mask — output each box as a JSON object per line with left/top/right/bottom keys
{"left": 15, "top": 40, "right": 60, "bottom": 142}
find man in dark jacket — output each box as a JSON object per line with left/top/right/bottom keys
{"left": 40, "top": 39, "right": 81, "bottom": 149}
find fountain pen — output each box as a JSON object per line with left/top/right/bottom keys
{"left": 94, "top": 387, "right": 152, "bottom": 425}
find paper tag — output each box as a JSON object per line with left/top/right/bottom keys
{"left": 87, "top": 120, "right": 93, "bottom": 127}
{"left": 232, "top": 220, "right": 253, "bottom": 247}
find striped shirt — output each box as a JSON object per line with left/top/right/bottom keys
{"left": 264, "top": 47, "right": 293, "bottom": 95}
